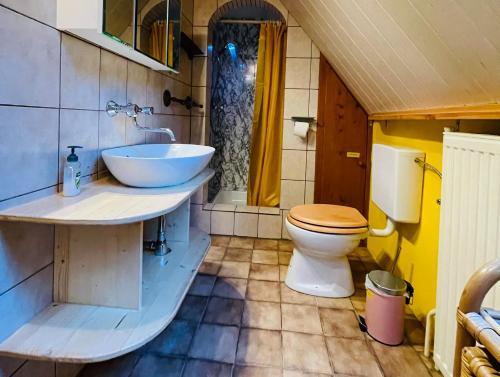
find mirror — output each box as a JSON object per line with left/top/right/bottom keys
{"left": 135, "top": 0, "right": 181, "bottom": 71}
{"left": 102, "top": 0, "right": 135, "bottom": 46}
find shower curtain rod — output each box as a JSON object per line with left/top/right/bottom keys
{"left": 218, "top": 19, "right": 282, "bottom": 24}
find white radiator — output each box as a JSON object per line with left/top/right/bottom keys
{"left": 434, "top": 132, "right": 500, "bottom": 376}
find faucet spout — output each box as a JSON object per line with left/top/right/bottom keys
{"left": 160, "top": 128, "right": 176, "bottom": 142}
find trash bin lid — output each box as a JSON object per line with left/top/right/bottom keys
{"left": 367, "top": 270, "right": 407, "bottom": 296}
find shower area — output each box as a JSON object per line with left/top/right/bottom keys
{"left": 207, "top": 3, "right": 285, "bottom": 206}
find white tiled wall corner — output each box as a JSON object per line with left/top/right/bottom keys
{"left": 306, "top": 151, "right": 316, "bottom": 181}
{"left": 312, "top": 43, "right": 320, "bottom": 58}
{"left": 310, "top": 58, "right": 320, "bottom": 89}
{"left": 280, "top": 180, "right": 306, "bottom": 209}
{"left": 258, "top": 214, "right": 282, "bottom": 239}
{"left": 192, "top": 57, "right": 207, "bottom": 86}
{"left": 286, "top": 27, "right": 312, "bottom": 58}
{"left": 285, "top": 58, "right": 311, "bottom": 89}
{"left": 305, "top": 181, "right": 315, "bottom": 204}
{"left": 210, "top": 210, "right": 235, "bottom": 235}
{"left": 281, "top": 210, "right": 291, "bottom": 240}
{"left": 281, "top": 150, "right": 307, "bottom": 180}
{"left": 309, "top": 90, "right": 319, "bottom": 118}
{"left": 234, "top": 212, "right": 258, "bottom": 237}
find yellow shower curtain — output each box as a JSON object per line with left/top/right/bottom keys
{"left": 149, "top": 20, "right": 168, "bottom": 64}
{"left": 247, "top": 23, "right": 287, "bottom": 207}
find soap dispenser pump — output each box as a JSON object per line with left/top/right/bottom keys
{"left": 63, "top": 146, "right": 83, "bottom": 197}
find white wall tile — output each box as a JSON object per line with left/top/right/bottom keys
{"left": 99, "top": 50, "right": 127, "bottom": 110}
{"left": 193, "top": 0, "right": 217, "bottom": 26}
{"left": 282, "top": 119, "right": 307, "bottom": 150}
{"left": 192, "top": 57, "right": 207, "bottom": 86}
{"left": 0, "top": 7, "right": 60, "bottom": 108}
{"left": 146, "top": 70, "right": 165, "bottom": 115}
{"left": 211, "top": 210, "right": 234, "bottom": 235}
{"left": 12, "top": 360, "right": 55, "bottom": 377}
{"left": 127, "top": 61, "right": 148, "bottom": 106}
{"left": 193, "top": 27, "right": 208, "bottom": 56}
{"left": 234, "top": 213, "right": 258, "bottom": 237}
{"left": 61, "top": 34, "right": 100, "bottom": 110}
{"left": 281, "top": 210, "right": 291, "bottom": 239}
{"left": 285, "top": 58, "right": 311, "bottom": 89}
{"left": 0, "top": 0, "right": 56, "bottom": 26}
{"left": 125, "top": 116, "right": 147, "bottom": 145}
{"left": 305, "top": 181, "right": 315, "bottom": 204}
{"left": 59, "top": 109, "right": 99, "bottom": 181}
{"left": 0, "top": 222, "right": 53, "bottom": 295}
{"left": 309, "top": 89, "right": 318, "bottom": 118}
{"left": 306, "top": 150, "right": 316, "bottom": 181}
{"left": 258, "top": 214, "right": 282, "bottom": 239}
{"left": 284, "top": 89, "right": 309, "bottom": 119}
{"left": 280, "top": 180, "right": 305, "bottom": 209}
{"left": 310, "top": 58, "right": 320, "bottom": 90}
{"left": 0, "top": 265, "right": 53, "bottom": 342}
{"left": 286, "top": 27, "right": 312, "bottom": 58}
{"left": 307, "top": 128, "right": 316, "bottom": 151}
{"left": 281, "top": 150, "right": 307, "bottom": 180}
{"left": 0, "top": 106, "right": 59, "bottom": 201}
{"left": 98, "top": 111, "right": 126, "bottom": 171}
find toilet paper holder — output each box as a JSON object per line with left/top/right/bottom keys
{"left": 291, "top": 117, "right": 316, "bottom": 138}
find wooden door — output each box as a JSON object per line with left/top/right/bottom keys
{"left": 314, "top": 55, "right": 371, "bottom": 215}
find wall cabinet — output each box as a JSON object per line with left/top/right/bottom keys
{"left": 57, "top": 0, "right": 182, "bottom": 72}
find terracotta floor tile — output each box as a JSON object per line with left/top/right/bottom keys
{"left": 229, "top": 237, "right": 255, "bottom": 249}
{"left": 254, "top": 239, "right": 279, "bottom": 250}
{"left": 198, "top": 261, "right": 221, "bottom": 275}
{"left": 242, "top": 301, "right": 281, "bottom": 330}
{"left": 280, "top": 283, "right": 316, "bottom": 305}
{"left": 325, "top": 337, "right": 382, "bottom": 377}
{"left": 252, "top": 249, "right": 279, "bottom": 265}
{"left": 236, "top": 329, "right": 282, "bottom": 367}
{"left": 188, "top": 274, "right": 216, "bottom": 296}
{"left": 203, "top": 297, "right": 244, "bottom": 326}
{"left": 246, "top": 280, "right": 280, "bottom": 302}
{"left": 278, "top": 251, "right": 292, "bottom": 265}
{"left": 212, "top": 277, "right": 248, "bottom": 300}
{"left": 371, "top": 342, "right": 432, "bottom": 377}
{"left": 175, "top": 295, "right": 208, "bottom": 322}
{"left": 319, "top": 308, "right": 363, "bottom": 339}
{"left": 218, "top": 261, "right": 251, "bottom": 279}
{"left": 233, "top": 366, "right": 283, "bottom": 377}
{"left": 282, "top": 331, "right": 332, "bottom": 374}
{"left": 278, "top": 240, "right": 294, "bottom": 252}
{"left": 282, "top": 304, "right": 322, "bottom": 334}
{"left": 224, "top": 248, "right": 253, "bottom": 262}
{"left": 147, "top": 320, "right": 196, "bottom": 356}
{"left": 205, "top": 246, "right": 226, "bottom": 262}
{"left": 188, "top": 324, "right": 239, "bottom": 363}
{"left": 211, "top": 235, "right": 231, "bottom": 246}
{"left": 249, "top": 264, "right": 280, "bottom": 281}
{"left": 315, "top": 297, "right": 353, "bottom": 310}
{"left": 130, "top": 354, "right": 184, "bottom": 377}
{"left": 182, "top": 359, "right": 232, "bottom": 377}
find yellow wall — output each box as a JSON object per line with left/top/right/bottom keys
{"left": 368, "top": 120, "right": 500, "bottom": 322}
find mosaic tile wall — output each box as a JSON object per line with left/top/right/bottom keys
{"left": 208, "top": 22, "right": 260, "bottom": 201}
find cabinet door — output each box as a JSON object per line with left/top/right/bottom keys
{"left": 102, "top": 0, "right": 135, "bottom": 46}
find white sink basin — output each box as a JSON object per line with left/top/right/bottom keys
{"left": 102, "top": 144, "right": 215, "bottom": 187}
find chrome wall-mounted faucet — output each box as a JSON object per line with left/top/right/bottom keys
{"left": 106, "top": 100, "right": 176, "bottom": 142}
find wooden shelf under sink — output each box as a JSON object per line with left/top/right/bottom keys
{"left": 0, "top": 227, "right": 210, "bottom": 363}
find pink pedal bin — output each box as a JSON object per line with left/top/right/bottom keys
{"left": 363, "top": 270, "right": 414, "bottom": 346}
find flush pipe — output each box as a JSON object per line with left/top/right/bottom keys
{"left": 369, "top": 216, "right": 396, "bottom": 237}
{"left": 424, "top": 308, "right": 436, "bottom": 359}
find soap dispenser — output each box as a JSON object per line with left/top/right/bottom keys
{"left": 63, "top": 146, "right": 83, "bottom": 197}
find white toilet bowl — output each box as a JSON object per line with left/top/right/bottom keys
{"left": 285, "top": 204, "right": 368, "bottom": 298}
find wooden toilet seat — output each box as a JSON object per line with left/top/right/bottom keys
{"left": 288, "top": 204, "right": 368, "bottom": 235}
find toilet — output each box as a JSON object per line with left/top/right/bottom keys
{"left": 285, "top": 144, "right": 426, "bottom": 298}
{"left": 285, "top": 204, "right": 368, "bottom": 298}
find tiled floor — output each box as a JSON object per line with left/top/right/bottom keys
{"left": 79, "top": 236, "right": 440, "bottom": 377}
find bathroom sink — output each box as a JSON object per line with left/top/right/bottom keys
{"left": 102, "top": 144, "right": 215, "bottom": 187}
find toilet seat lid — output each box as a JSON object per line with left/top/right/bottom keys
{"left": 289, "top": 204, "right": 368, "bottom": 228}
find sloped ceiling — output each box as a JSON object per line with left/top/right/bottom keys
{"left": 281, "top": 0, "right": 500, "bottom": 114}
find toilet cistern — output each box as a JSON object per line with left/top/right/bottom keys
{"left": 106, "top": 100, "right": 176, "bottom": 141}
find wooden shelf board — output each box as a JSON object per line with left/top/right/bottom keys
{"left": 368, "top": 103, "right": 500, "bottom": 120}
{"left": 0, "top": 169, "right": 214, "bottom": 225}
{"left": 0, "top": 228, "right": 210, "bottom": 363}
